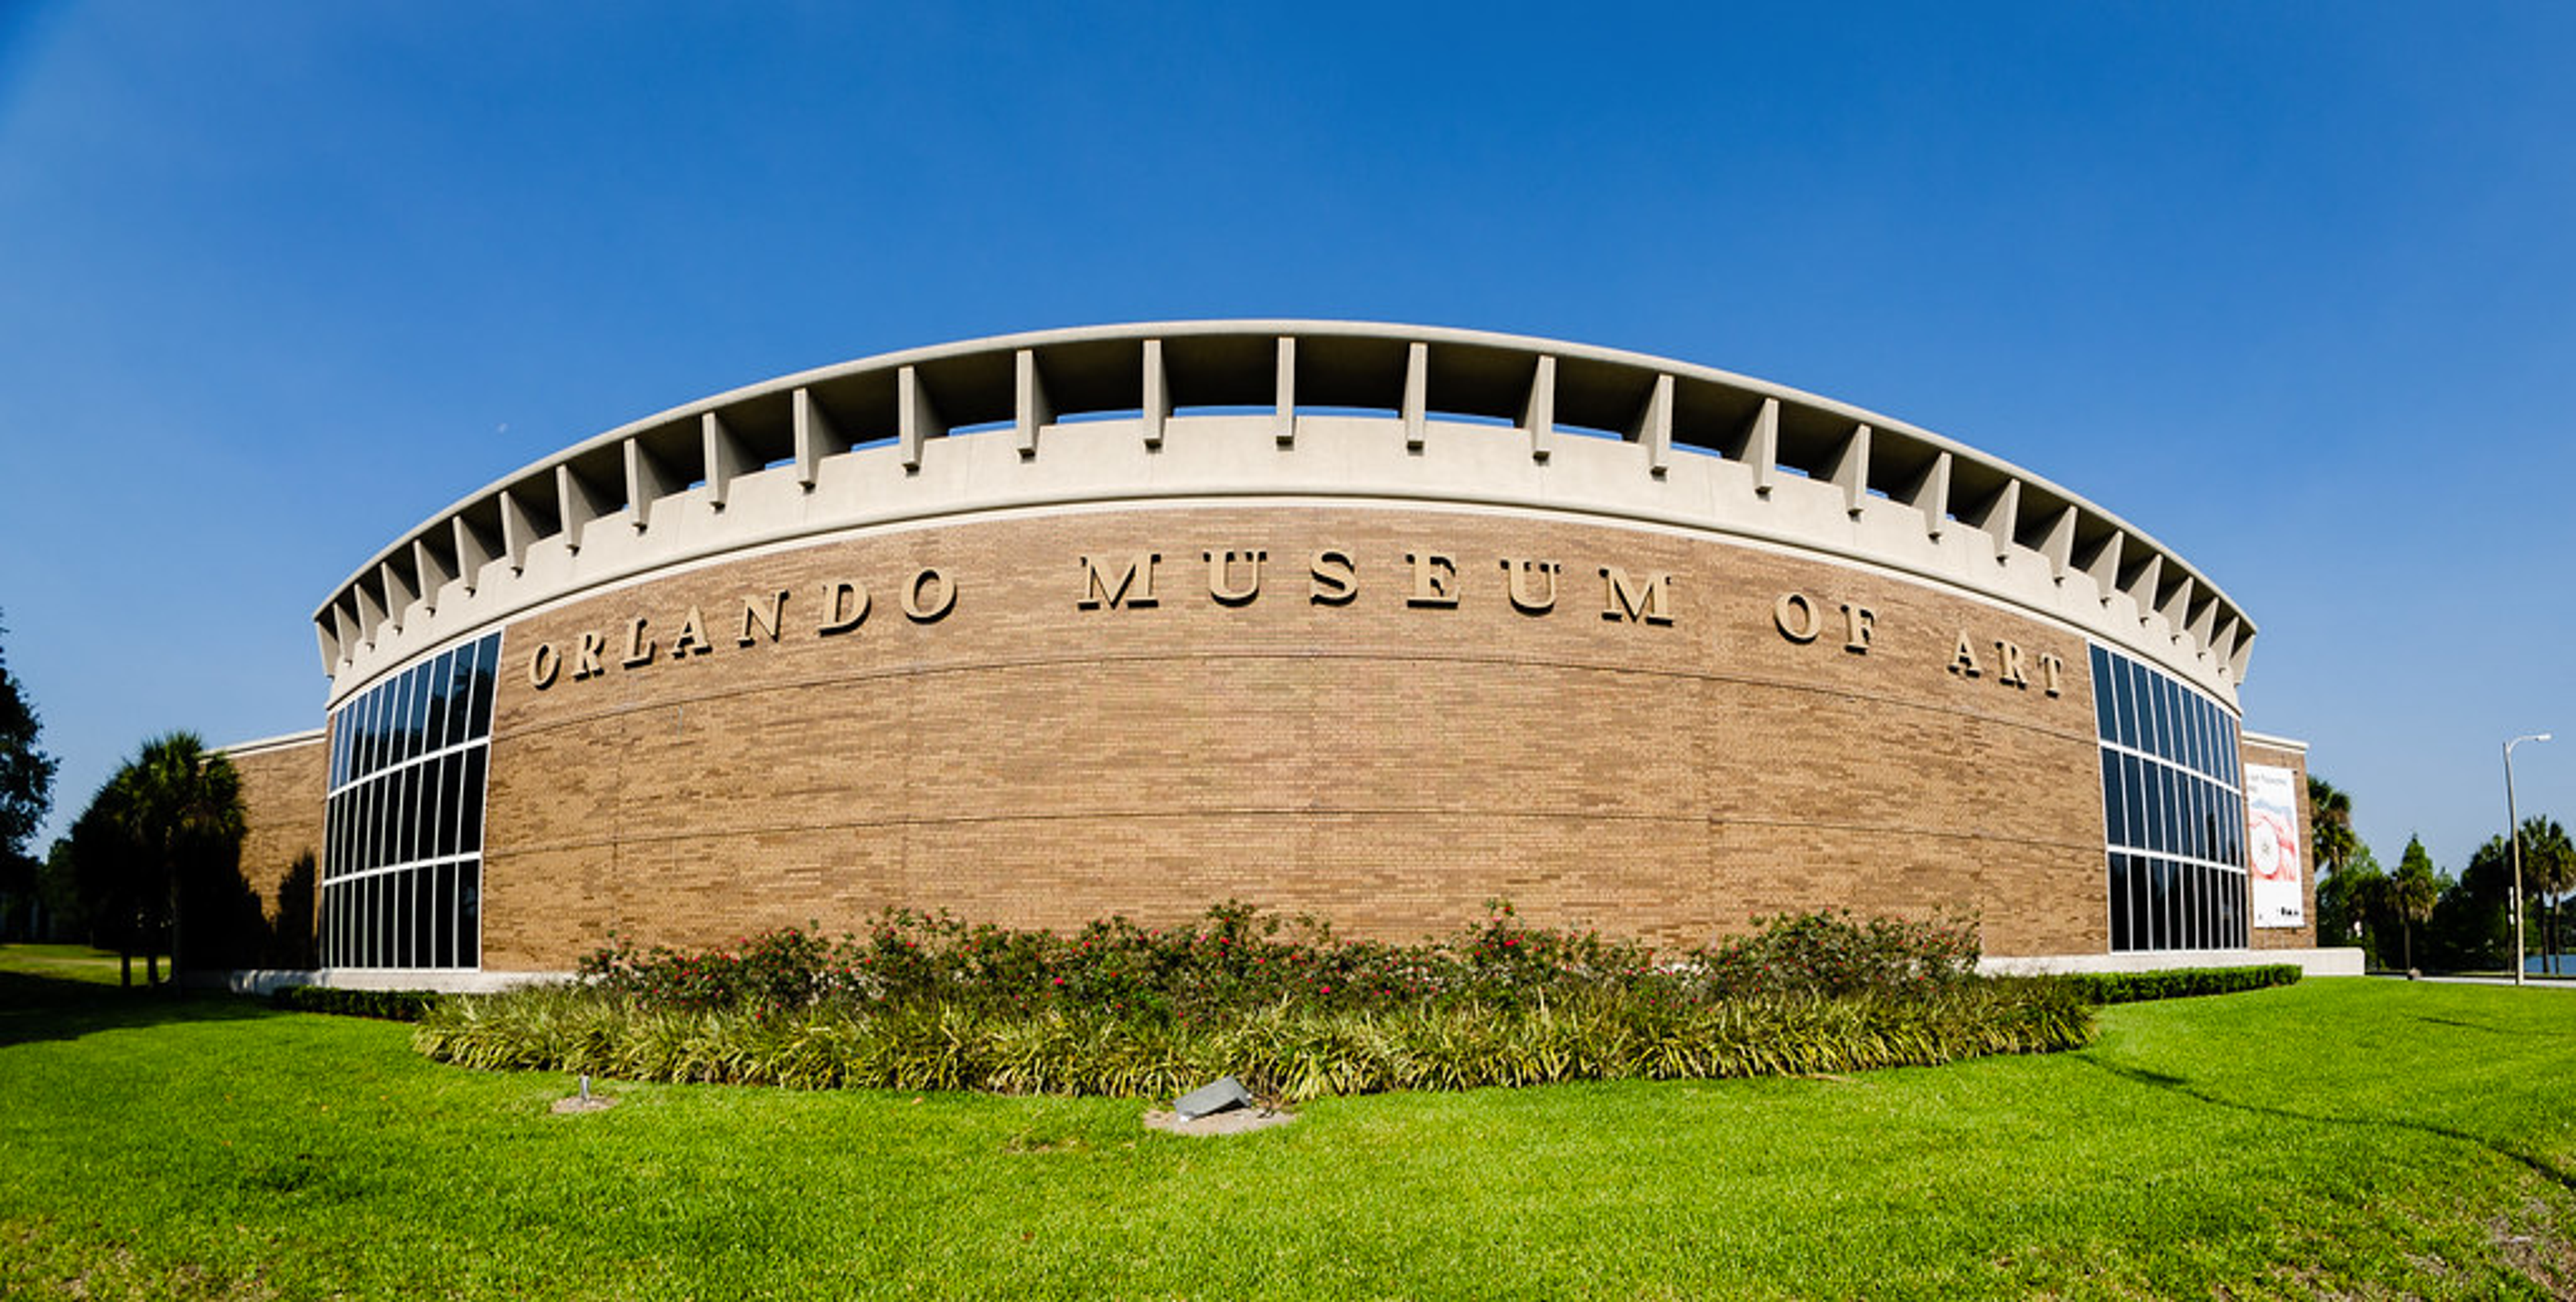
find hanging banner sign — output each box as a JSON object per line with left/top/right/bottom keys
{"left": 2245, "top": 763, "right": 2306, "bottom": 928}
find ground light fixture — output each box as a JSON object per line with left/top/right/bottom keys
{"left": 2506, "top": 733, "right": 2553, "bottom": 987}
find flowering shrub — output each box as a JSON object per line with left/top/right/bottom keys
{"left": 1690, "top": 910, "right": 1981, "bottom": 999}
{"left": 572, "top": 901, "right": 1975, "bottom": 1019}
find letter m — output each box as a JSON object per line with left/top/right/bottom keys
{"left": 1078, "top": 553, "right": 1160, "bottom": 609}
{"left": 1600, "top": 567, "right": 1674, "bottom": 625}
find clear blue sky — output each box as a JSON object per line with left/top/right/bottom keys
{"left": 3, "top": 2, "right": 2569, "bottom": 879}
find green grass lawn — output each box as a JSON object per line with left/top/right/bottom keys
{"left": 3, "top": 946, "right": 2572, "bottom": 1299}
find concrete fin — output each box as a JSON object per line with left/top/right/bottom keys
{"left": 411, "top": 536, "right": 455, "bottom": 614}
{"left": 2186, "top": 592, "right": 2220, "bottom": 653}
{"left": 557, "top": 463, "right": 618, "bottom": 552}
{"left": 1631, "top": 374, "right": 1673, "bottom": 476}
{"left": 622, "top": 439, "right": 679, "bottom": 533}
{"left": 498, "top": 489, "right": 540, "bottom": 575}
{"left": 354, "top": 579, "right": 388, "bottom": 648}
{"left": 702, "top": 411, "right": 753, "bottom": 509}
{"left": 1734, "top": 397, "right": 1780, "bottom": 495}
{"left": 314, "top": 618, "right": 341, "bottom": 671}
{"left": 1825, "top": 423, "right": 1871, "bottom": 517}
{"left": 1523, "top": 356, "right": 1556, "bottom": 462}
{"left": 1014, "top": 349, "right": 1053, "bottom": 458}
{"left": 2123, "top": 553, "right": 2163, "bottom": 625}
{"left": 1275, "top": 336, "right": 1297, "bottom": 447}
{"left": 792, "top": 387, "right": 849, "bottom": 489}
{"left": 331, "top": 600, "right": 360, "bottom": 662}
{"left": 452, "top": 514, "right": 497, "bottom": 596}
{"left": 898, "top": 365, "right": 945, "bottom": 472}
{"left": 1899, "top": 451, "right": 1951, "bottom": 538}
{"left": 378, "top": 560, "right": 417, "bottom": 631}
{"left": 2039, "top": 505, "right": 2078, "bottom": 581}
{"left": 2157, "top": 573, "right": 2196, "bottom": 637}
{"left": 2225, "top": 620, "right": 2255, "bottom": 682}
{"left": 1963, "top": 478, "right": 2021, "bottom": 562}
{"left": 2080, "top": 529, "right": 2125, "bottom": 604}
{"left": 1142, "top": 339, "right": 1169, "bottom": 450}
{"left": 1402, "top": 341, "right": 1428, "bottom": 451}
{"left": 2213, "top": 614, "right": 2242, "bottom": 675}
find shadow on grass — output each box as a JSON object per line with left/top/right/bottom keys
{"left": 2076, "top": 1053, "right": 2576, "bottom": 1195}
{"left": 0, "top": 969, "right": 283, "bottom": 1048}
{"left": 2412, "top": 1014, "right": 2576, "bottom": 1038}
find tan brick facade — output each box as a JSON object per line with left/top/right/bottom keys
{"left": 476, "top": 504, "right": 2114, "bottom": 967}
{"left": 226, "top": 734, "right": 325, "bottom": 951}
{"left": 2240, "top": 737, "right": 2319, "bottom": 950}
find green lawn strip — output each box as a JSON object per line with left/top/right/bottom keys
{"left": 0, "top": 942, "right": 148, "bottom": 985}
{"left": 3, "top": 977, "right": 2572, "bottom": 1299}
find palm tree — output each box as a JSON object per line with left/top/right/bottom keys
{"left": 103, "top": 733, "right": 244, "bottom": 984}
{"left": 2308, "top": 776, "right": 2359, "bottom": 877}
{"left": 2522, "top": 816, "right": 2575, "bottom": 975}
{"left": 2394, "top": 834, "right": 2441, "bottom": 973}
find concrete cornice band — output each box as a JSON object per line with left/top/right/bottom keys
{"left": 215, "top": 728, "right": 328, "bottom": 759}
{"left": 314, "top": 321, "right": 2256, "bottom": 707}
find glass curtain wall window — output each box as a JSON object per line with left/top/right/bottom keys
{"left": 2090, "top": 643, "right": 2249, "bottom": 952}
{"left": 319, "top": 633, "right": 500, "bottom": 969}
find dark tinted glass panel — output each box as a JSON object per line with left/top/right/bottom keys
{"left": 445, "top": 650, "right": 472, "bottom": 748}
{"left": 419, "top": 653, "right": 446, "bottom": 752}
{"left": 2135, "top": 855, "right": 2155, "bottom": 948}
{"left": 2091, "top": 647, "right": 2115, "bottom": 739}
{"left": 2108, "top": 855, "right": 2131, "bottom": 950}
{"left": 2120, "top": 660, "right": 2143, "bottom": 749}
{"left": 2102, "top": 759, "right": 2125, "bottom": 847}
{"left": 427, "top": 753, "right": 451, "bottom": 858}
{"left": 2123, "top": 757, "right": 2147, "bottom": 849}
{"left": 394, "top": 672, "right": 417, "bottom": 766}
{"left": 459, "top": 861, "right": 480, "bottom": 967}
{"left": 396, "top": 767, "right": 417, "bottom": 867}
{"left": 460, "top": 749, "right": 485, "bottom": 849}
{"left": 468, "top": 636, "right": 498, "bottom": 741}
{"left": 2145, "top": 765, "right": 2163, "bottom": 853}
{"left": 433, "top": 863, "right": 456, "bottom": 969}
{"left": 413, "top": 871, "right": 435, "bottom": 969}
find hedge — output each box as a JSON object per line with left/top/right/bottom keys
{"left": 272, "top": 984, "right": 442, "bottom": 1022}
{"left": 2059, "top": 965, "right": 2302, "bottom": 1006}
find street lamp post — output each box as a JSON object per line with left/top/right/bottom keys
{"left": 2506, "top": 733, "right": 2552, "bottom": 987}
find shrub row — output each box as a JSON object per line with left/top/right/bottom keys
{"left": 414, "top": 979, "right": 2093, "bottom": 1100}
{"left": 574, "top": 902, "right": 1982, "bottom": 1018}
{"left": 2060, "top": 965, "right": 2302, "bottom": 1005}
{"left": 272, "top": 984, "right": 441, "bottom": 1022}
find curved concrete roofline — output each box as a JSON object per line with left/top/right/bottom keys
{"left": 312, "top": 320, "right": 2257, "bottom": 690}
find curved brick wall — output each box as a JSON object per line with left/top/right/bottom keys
{"left": 479, "top": 502, "right": 2106, "bottom": 967}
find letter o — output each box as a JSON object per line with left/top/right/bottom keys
{"left": 904, "top": 567, "right": 957, "bottom": 622}
{"left": 1774, "top": 592, "right": 1821, "bottom": 643}
{"left": 527, "top": 642, "right": 562, "bottom": 690}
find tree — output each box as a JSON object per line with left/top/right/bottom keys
{"left": 0, "top": 613, "right": 59, "bottom": 940}
{"left": 113, "top": 733, "right": 245, "bottom": 981}
{"left": 2430, "top": 834, "right": 2515, "bottom": 971}
{"left": 2519, "top": 816, "right": 2575, "bottom": 975}
{"left": 64, "top": 788, "right": 149, "bottom": 984}
{"left": 2308, "top": 775, "right": 2359, "bottom": 878}
{"left": 64, "top": 732, "right": 246, "bottom": 987}
{"left": 2317, "top": 842, "right": 2385, "bottom": 967}
{"left": 2392, "top": 835, "right": 2442, "bottom": 972}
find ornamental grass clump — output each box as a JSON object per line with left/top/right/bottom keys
{"left": 419, "top": 900, "right": 2096, "bottom": 1097}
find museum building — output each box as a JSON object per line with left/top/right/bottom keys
{"left": 214, "top": 322, "right": 2341, "bottom": 987}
